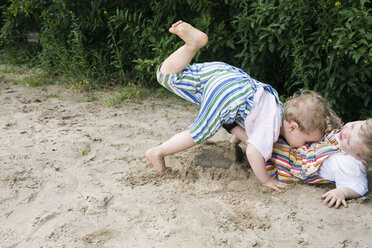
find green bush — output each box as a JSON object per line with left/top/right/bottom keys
{"left": 233, "top": 0, "right": 372, "bottom": 121}
{"left": 0, "top": 0, "right": 371, "bottom": 121}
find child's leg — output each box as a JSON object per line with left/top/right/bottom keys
{"left": 160, "top": 20, "right": 208, "bottom": 74}
{"left": 222, "top": 122, "right": 248, "bottom": 144}
{"left": 230, "top": 126, "right": 248, "bottom": 144}
{"left": 146, "top": 21, "right": 207, "bottom": 174}
{"left": 146, "top": 130, "right": 196, "bottom": 174}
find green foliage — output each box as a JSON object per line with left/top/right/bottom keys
{"left": 0, "top": 61, "right": 54, "bottom": 86}
{"left": 233, "top": 0, "right": 372, "bottom": 121}
{"left": 0, "top": 63, "right": 28, "bottom": 74}
{"left": 0, "top": 0, "right": 47, "bottom": 47}
{"left": 85, "top": 93, "right": 99, "bottom": 102}
{"left": 23, "top": 69, "right": 53, "bottom": 87}
{"left": 46, "top": 94, "right": 58, "bottom": 98}
{"left": 0, "top": 0, "right": 371, "bottom": 121}
{"left": 81, "top": 149, "right": 89, "bottom": 156}
{"left": 104, "top": 86, "right": 147, "bottom": 106}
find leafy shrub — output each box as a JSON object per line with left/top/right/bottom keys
{"left": 233, "top": 0, "right": 371, "bottom": 121}
{"left": 0, "top": 0, "right": 371, "bottom": 121}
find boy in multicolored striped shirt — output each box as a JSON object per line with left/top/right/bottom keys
{"left": 146, "top": 21, "right": 336, "bottom": 191}
{"left": 266, "top": 118, "right": 371, "bottom": 208}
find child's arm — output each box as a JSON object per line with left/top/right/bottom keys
{"left": 321, "top": 187, "right": 361, "bottom": 209}
{"left": 319, "top": 153, "right": 367, "bottom": 209}
{"left": 246, "top": 144, "right": 288, "bottom": 191}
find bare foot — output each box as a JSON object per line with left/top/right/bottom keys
{"left": 169, "top": 20, "right": 208, "bottom": 50}
{"left": 146, "top": 148, "right": 166, "bottom": 174}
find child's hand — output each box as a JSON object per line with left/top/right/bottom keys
{"left": 321, "top": 189, "right": 347, "bottom": 208}
{"left": 262, "top": 177, "right": 288, "bottom": 192}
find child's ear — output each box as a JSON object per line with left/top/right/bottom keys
{"left": 288, "top": 121, "right": 299, "bottom": 132}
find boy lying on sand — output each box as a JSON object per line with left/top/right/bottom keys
{"left": 265, "top": 119, "right": 371, "bottom": 209}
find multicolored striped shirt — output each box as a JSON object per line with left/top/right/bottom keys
{"left": 157, "top": 62, "right": 282, "bottom": 144}
{"left": 266, "top": 130, "right": 343, "bottom": 184}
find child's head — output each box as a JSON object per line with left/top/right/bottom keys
{"left": 282, "top": 90, "right": 343, "bottom": 148}
{"left": 339, "top": 118, "right": 372, "bottom": 164}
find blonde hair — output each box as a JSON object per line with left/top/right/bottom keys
{"left": 359, "top": 118, "right": 372, "bottom": 165}
{"left": 284, "top": 90, "right": 343, "bottom": 134}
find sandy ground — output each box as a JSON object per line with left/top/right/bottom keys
{"left": 0, "top": 82, "right": 371, "bottom": 248}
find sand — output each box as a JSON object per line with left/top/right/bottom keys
{"left": 0, "top": 82, "right": 371, "bottom": 248}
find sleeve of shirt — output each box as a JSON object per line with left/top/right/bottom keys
{"left": 318, "top": 154, "right": 368, "bottom": 196}
{"left": 244, "top": 88, "right": 282, "bottom": 161}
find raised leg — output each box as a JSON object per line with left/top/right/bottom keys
{"left": 160, "top": 20, "right": 208, "bottom": 74}
{"left": 147, "top": 21, "right": 208, "bottom": 174}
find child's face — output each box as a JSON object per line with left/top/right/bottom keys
{"left": 338, "top": 121, "right": 364, "bottom": 160}
{"left": 282, "top": 120, "right": 323, "bottom": 148}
